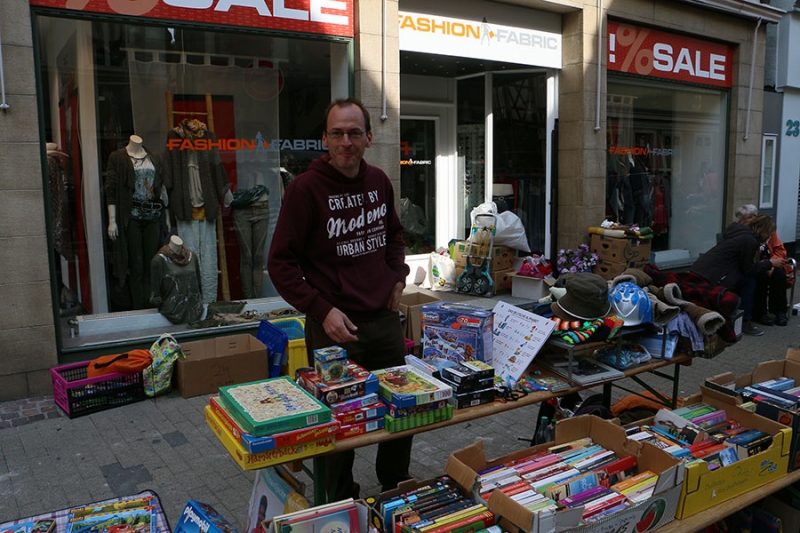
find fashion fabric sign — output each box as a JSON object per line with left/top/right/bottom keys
{"left": 30, "top": 0, "right": 354, "bottom": 37}
{"left": 398, "top": 11, "right": 562, "bottom": 69}
{"left": 608, "top": 21, "right": 733, "bottom": 88}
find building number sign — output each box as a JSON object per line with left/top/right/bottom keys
{"left": 787, "top": 120, "right": 800, "bottom": 137}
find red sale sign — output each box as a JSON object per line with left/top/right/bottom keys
{"left": 30, "top": 0, "right": 354, "bottom": 38}
{"left": 607, "top": 21, "right": 733, "bottom": 88}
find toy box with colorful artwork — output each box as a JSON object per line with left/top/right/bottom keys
{"left": 420, "top": 302, "right": 493, "bottom": 364}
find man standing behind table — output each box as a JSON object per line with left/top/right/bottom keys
{"left": 267, "top": 98, "right": 412, "bottom": 501}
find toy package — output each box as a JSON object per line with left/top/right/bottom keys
{"left": 420, "top": 302, "right": 493, "bottom": 364}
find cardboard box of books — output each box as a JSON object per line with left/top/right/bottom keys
{"left": 674, "top": 388, "right": 791, "bottom": 519}
{"left": 444, "top": 416, "right": 684, "bottom": 533}
{"left": 705, "top": 348, "right": 800, "bottom": 471}
{"left": 268, "top": 499, "right": 377, "bottom": 533}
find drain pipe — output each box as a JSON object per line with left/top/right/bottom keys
{"left": 0, "top": 24, "right": 10, "bottom": 111}
{"left": 381, "top": 0, "right": 388, "bottom": 121}
{"left": 594, "top": 0, "right": 603, "bottom": 131}
{"left": 744, "top": 17, "right": 762, "bottom": 141}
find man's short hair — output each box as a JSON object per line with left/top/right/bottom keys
{"left": 734, "top": 204, "right": 758, "bottom": 222}
{"left": 323, "top": 98, "right": 372, "bottom": 133}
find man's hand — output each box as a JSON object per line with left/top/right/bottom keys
{"left": 322, "top": 307, "right": 359, "bottom": 344}
{"left": 387, "top": 281, "right": 404, "bottom": 312}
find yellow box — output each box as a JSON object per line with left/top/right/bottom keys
{"left": 675, "top": 389, "right": 791, "bottom": 519}
{"left": 204, "top": 405, "right": 334, "bottom": 470}
{"left": 452, "top": 240, "right": 515, "bottom": 271}
{"left": 271, "top": 317, "right": 308, "bottom": 379}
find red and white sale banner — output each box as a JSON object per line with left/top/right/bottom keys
{"left": 607, "top": 21, "right": 733, "bottom": 88}
{"left": 30, "top": 0, "right": 353, "bottom": 38}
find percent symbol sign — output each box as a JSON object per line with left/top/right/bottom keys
{"left": 615, "top": 24, "right": 653, "bottom": 76}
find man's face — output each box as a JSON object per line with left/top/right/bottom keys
{"left": 322, "top": 104, "right": 373, "bottom": 178}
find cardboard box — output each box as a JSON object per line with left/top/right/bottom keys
{"left": 399, "top": 291, "right": 442, "bottom": 347}
{"left": 592, "top": 259, "right": 649, "bottom": 281}
{"left": 452, "top": 240, "right": 516, "bottom": 271}
{"left": 509, "top": 274, "right": 555, "bottom": 300}
{"left": 705, "top": 348, "right": 800, "bottom": 471}
{"left": 455, "top": 266, "right": 514, "bottom": 294}
{"left": 590, "top": 234, "right": 652, "bottom": 264}
{"left": 674, "top": 388, "right": 791, "bottom": 518}
{"left": 420, "top": 301, "right": 493, "bottom": 364}
{"left": 175, "top": 334, "right": 268, "bottom": 398}
{"left": 445, "top": 416, "right": 685, "bottom": 533}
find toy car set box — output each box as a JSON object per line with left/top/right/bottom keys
{"left": 420, "top": 301, "right": 494, "bottom": 364}
{"left": 445, "top": 416, "right": 684, "bottom": 533}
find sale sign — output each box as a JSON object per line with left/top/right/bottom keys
{"left": 30, "top": 0, "right": 353, "bottom": 38}
{"left": 607, "top": 21, "right": 733, "bottom": 88}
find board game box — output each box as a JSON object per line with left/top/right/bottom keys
{"left": 218, "top": 376, "right": 332, "bottom": 437}
{"left": 209, "top": 395, "right": 340, "bottom": 454}
{"left": 384, "top": 404, "right": 454, "bottom": 433}
{"left": 372, "top": 365, "right": 453, "bottom": 408}
{"left": 173, "top": 500, "right": 240, "bottom": 533}
{"left": 296, "top": 362, "right": 379, "bottom": 405}
{"left": 420, "top": 302, "right": 493, "bottom": 364}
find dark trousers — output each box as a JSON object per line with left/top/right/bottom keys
{"left": 753, "top": 268, "right": 788, "bottom": 317}
{"left": 306, "top": 308, "right": 413, "bottom": 501}
{"left": 126, "top": 217, "right": 160, "bottom": 309}
{"left": 735, "top": 274, "right": 757, "bottom": 321}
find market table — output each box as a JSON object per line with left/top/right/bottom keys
{"left": 309, "top": 352, "right": 694, "bottom": 504}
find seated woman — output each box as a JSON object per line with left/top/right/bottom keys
{"left": 690, "top": 214, "right": 784, "bottom": 336}
{"left": 754, "top": 231, "right": 790, "bottom": 326}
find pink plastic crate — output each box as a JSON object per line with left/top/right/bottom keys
{"left": 51, "top": 360, "right": 146, "bottom": 418}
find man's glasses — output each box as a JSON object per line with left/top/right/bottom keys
{"left": 325, "top": 129, "right": 366, "bottom": 140}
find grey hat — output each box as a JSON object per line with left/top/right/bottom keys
{"left": 551, "top": 273, "right": 611, "bottom": 321}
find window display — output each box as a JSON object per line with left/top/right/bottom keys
{"left": 35, "top": 14, "right": 345, "bottom": 346}
{"left": 606, "top": 76, "right": 728, "bottom": 262}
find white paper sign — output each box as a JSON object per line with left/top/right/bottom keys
{"left": 492, "top": 300, "right": 557, "bottom": 383}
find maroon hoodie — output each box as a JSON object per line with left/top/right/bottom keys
{"left": 267, "top": 154, "right": 409, "bottom": 323}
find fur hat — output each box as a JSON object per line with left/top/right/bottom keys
{"left": 551, "top": 273, "right": 612, "bottom": 321}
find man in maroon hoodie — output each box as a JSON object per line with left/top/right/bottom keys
{"left": 268, "top": 98, "right": 411, "bottom": 500}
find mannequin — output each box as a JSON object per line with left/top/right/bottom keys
{"left": 150, "top": 235, "right": 204, "bottom": 324}
{"left": 163, "top": 119, "right": 231, "bottom": 304}
{"left": 105, "top": 134, "right": 164, "bottom": 309}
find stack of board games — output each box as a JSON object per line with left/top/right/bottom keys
{"left": 372, "top": 365, "right": 454, "bottom": 433}
{"left": 205, "top": 376, "right": 337, "bottom": 470}
{"left": 474, "top": 437, "right": 652, "bottom": 524}
{"left": 330, "top": 392, "right": 387, "bottom": 439}
{"left": 374, "top": 476, "right": 496, "bottom": 533}
{"left": 437, "top": 360, "right": 496, "bottom": 409}
{"left": 66, "top": 494, "right": 163, "bottom": 533}
{"left": 296, "top": 360, "right": 379, "bottom": 406}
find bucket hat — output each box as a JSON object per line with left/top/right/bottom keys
{"left": 551, "top": 273, "right": 611, "bottom": 321}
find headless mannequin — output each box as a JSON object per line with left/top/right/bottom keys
{"left": 108, "top": 135, "right": 146, "bottom": 240}
{"left": 169, "top": 235, "right": 183, "bottom": 254}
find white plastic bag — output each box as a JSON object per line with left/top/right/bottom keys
{"left": 421, "top": 249, "right": 456, "bottom": 291}
{"left": 469, "top": 202, "right": 531, "bottom": 253}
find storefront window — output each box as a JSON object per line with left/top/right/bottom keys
{"left": 606, "top": 75, "right": 728, "bottom": 261}
{"left": 400, "top": 118, "right": 437, "bottom": 254}
{"left": 457, "top": 76, "right": 486, "bottom": 236}
{"left": 36, "top": 15, "right": 346, "bottom": 346}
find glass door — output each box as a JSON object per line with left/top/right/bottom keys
{"left": 400, "top": 118, "right": 438, "bottom": 255}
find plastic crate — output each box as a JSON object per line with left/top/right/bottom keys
{"left": 50, "top": 361, "right": 146, "bottom": 418}
{"left": 257, "top": 317, "right": 306, "bottom": 379}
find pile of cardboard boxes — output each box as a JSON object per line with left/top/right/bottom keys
{"left": 590, "top": 234, "right": 652, "bottom": 281}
